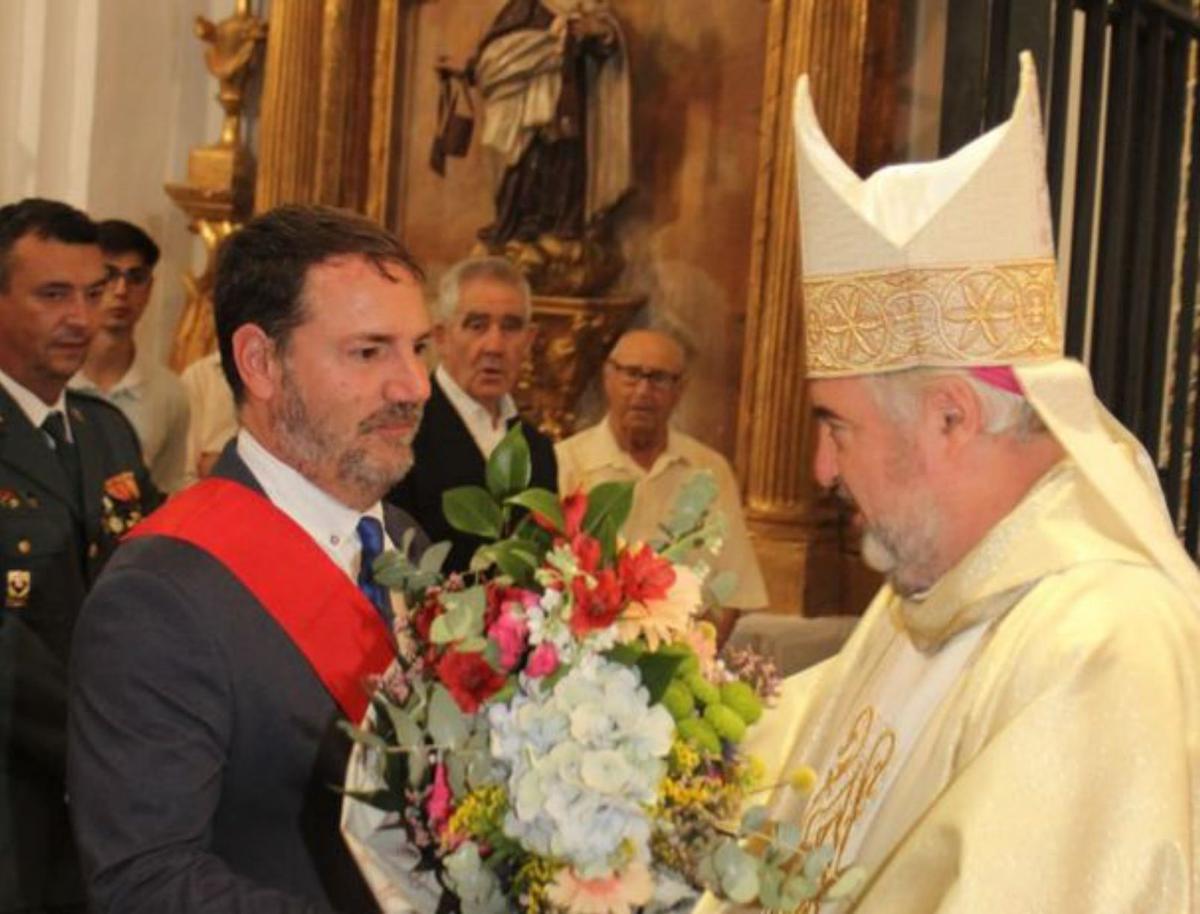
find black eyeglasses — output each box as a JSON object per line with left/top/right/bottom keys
{"left": 606, "top": 359, "right": 682, "bottom": 391}
{"left": 106, "top": 265, "right": 153, "bottom": 288}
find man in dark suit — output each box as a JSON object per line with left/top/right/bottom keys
{"left": 68, "top": 204, "right": 433, "bottom": 913}
{"left": 387, "top": 256, "right": 556, "bottom": 571}
{"left": 0, "top": 198, "right": 161, "bottom": 914}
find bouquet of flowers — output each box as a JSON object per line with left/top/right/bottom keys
{"left": 340, "top": 427, "right": 862, "bottom": 914}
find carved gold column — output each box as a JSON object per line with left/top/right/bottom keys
{"left": 254, "top": 0, "right": 324, "bottom": 211}
{"left": 736, "top": 0, "right": 891, "bottom": 615}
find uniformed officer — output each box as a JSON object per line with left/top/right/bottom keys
{"left": 0, "top": 199, "right": 161, "bottom": 914}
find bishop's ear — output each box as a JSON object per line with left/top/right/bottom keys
{"left": 921, "top": 375, "right": 986, "bottom": 449}
{"left": 230, "top": 323, "right": 282, "bottom": 403}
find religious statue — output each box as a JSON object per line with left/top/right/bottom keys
{"left": 195, "top": 0, "right": 268, "bottom": 149}
{"left": 437, "top": 0, "right": 633, "bottom": 296}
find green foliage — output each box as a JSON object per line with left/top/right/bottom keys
{"left": 581, "top": 481, "right": 634, "bottom": 559}
{"left": 429, "top": 586, "right": 486, "bottom": 644}
{"left": 443, "top": 486, "right": 504, "bottom": 540}
{"left": 635, "top": 651, "right": 686, "bottom": 705}
{"left": 660, "top": 471, "right": 719, "bottom": 540}
{"left": 485, "top": 424, "right": 532, "bottom": 500}
{"left": 428, "top": 685, "right": 470, "bottom": 750}
{"left": 504, "top": 488, "right": 563, "bottom": 532}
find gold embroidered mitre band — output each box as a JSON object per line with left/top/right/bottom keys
{"left": 794, "top": 52, "right": 1066, "bottom": 379}
{"left": 804, "top": 258, "right": 1063, "bottom": 377}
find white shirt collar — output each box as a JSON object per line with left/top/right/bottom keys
{"left": 235, "top": 428, "right": 387, "bottom": 579}
{"left": 435, "top": 364, "right": 518, "bottom": 457}
{"left": 0, "top": 365, "right": 72, "bottom": 442}
{"left": 71, "top": 349, "right": 147, "bottom": 400}
{"left": 592, "top": 414, "right": 689, "bottom": 480}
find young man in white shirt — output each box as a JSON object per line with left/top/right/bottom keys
{"left": 71, "top": 220, "right": 189, "bottom": 492}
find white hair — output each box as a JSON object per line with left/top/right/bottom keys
{"left": 865, "top": 367, "right": 1047, "bottom": 439}
{"left": 435, "top": 256, "right": 532, "bottom": 323}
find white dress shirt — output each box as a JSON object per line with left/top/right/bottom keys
{"left": 71, "top": 351, "right": 190, "bottom": 492}
{"left": 0, "top": 365, "right": 72, "bottom": 444}
{"left": 236, "top": 428, "right": 395, "bottom": 584}
{"left": 435, "top": 364, "right": 518, "bottom": 458}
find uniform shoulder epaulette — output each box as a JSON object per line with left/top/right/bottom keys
{"left": 66, "top": 388, "right": 141, "bottom": 441}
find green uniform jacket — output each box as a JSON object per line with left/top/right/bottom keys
{"left": 0, "top": 385, "right": 161, "bottom": 913}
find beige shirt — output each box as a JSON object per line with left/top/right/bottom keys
{"left": 70, "top": 353, "right": 189, "bottom": 491}
{"left": 179, "top": 352, "right": 237, "bottom": 488}
{"left": 556, "top": 417, "right": 768, "bottom": 609}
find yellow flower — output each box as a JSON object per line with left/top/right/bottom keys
{"left": 546, "top": 862, "right": 654, "bottom": 914}
{"left": 788, "top": 765, "right": 818, "bottom": 794}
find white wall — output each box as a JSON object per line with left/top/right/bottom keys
{"left": 0, "top": 0, "right": 230, "bottom": 365}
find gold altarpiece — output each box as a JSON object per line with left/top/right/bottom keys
{"left": 174, "top": 0, "right": 902, "bottom": 615}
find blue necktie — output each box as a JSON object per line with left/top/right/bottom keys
{"left": 356, "top": 516, "right": 392, "bottom": 625}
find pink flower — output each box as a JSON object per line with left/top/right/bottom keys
{"left": 426, "top": 763, "right": 452, "bottom": 829}
{"left": 525, "top": 642, "right": 559, "bottom": 678}
{"left": 546, "top": 862, "right": 654, "bottom": 914}
{"left": 487, "top": 609, "right": 529, "bottom": 670}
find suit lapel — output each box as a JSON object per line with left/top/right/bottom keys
{"left": 427, "top": 379, "right": 487, "bottom": 477}
{"left": 0, "top": 386, "right": 81, "bottom": 516}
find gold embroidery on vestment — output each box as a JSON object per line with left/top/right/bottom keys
{"left": 794, "top": 706, "right": 896, "bottom": 910}
{"left": 804, "top": 259, "right": 1063, "bottom": 376}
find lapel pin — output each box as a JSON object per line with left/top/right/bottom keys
{"left": 5, "top": 570, "right": 30, "bottom": 609}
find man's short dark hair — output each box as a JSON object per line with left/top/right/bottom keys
{"left": 213, "top": 204, "right": 425, "bottom": 403}
{"left": 0, "top": 198, "right": 99, "bottom": 292}
{"left": 97, "top": 219, "right": 160, "bottom": 268}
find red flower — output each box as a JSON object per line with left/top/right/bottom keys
{"left": 436, "top": 649, "right": 507, "bottom": 713}
{"left": 570, "top": 533, "right": 602, "bottom": 573}
{"left": 562, "top": 490, "right": 588, "bottom": 537}
{"left": 569, "top": 569, "right": 624, "bottom": 637}
{"left": 618, "top": 545, "right": 676, "bottom": 604}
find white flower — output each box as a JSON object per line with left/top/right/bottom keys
{"left": 488, "top": 654, "right": 674, "bottom": 877}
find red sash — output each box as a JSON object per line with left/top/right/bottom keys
{"left": 127, "top": 478, "right": 393, "bottom": 722}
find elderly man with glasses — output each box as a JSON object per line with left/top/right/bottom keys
{"left": 557, "top": 326, "right": 768, "bottom": 644}
{"left": 70, "top": 220, "right": 190, "bottom": 492}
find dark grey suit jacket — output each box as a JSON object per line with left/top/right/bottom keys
{"left": 67, "top": 443, "right": 425, "bottom": 914}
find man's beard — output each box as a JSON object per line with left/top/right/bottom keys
{"left": 275, "top": 365, "right": 423, "bottom": 505}
{"left": 838, "top": 480, "right": 943, "bottom": 598}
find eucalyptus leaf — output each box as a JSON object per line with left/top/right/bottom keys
{"left": 371, "top": 550, "right": 416, "bottom": 589}
{"left": 456, "top": 636, "right": 489, "bottom": 653}
{"left": 662, "top": 471, "right": 719, "bottom": 537}
{"left": 446, "top": 752, "right": 469, "bottom": 797}
{"left": 489, "top": 540, "right": 539, "bottom": 582}
{"left": 485, "top": 424, "right": 532, "bottom": 500}
{"left": 400, "top": 527, "right": 416, "bottom": 555}
{"left": 418, "top": 540, "right": 453, "bottom": 575}
{"left": 825, "top": 866, "right": 867, "bottom": 901}
{"left": 775, "top": 821, "right": 803, "bottom": 855}
{"left": 803, "top": 843, "right": 835, "bottom": 882}
{"left": 443, "top": 486, "right": 503, "bottom": 539}
{"left": 428, "top": 685, "right": 471, "bottom": 749}
{"left": 341, "top": 787, "right": 407, "bottom": 814}
{"left": 337, "top": 721, "right": 389, "bottom": 753}
{"left": 504, "top": 487, "right": 564, "bottom": 531}
{"left": 582, "top": 481, "right": 634, "bottom": 540}
{"left": 739, "top": 804, "right": 769, "bottom": 837}
{"left": 781, "top": 874, "right": 821, "bottom": 908}
{"left": 756, "top": 863, "right": 785, "bottom": 911}
{"left": 706, "top": 570, "right": 739, "bottom": 605}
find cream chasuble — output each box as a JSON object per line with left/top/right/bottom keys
{"left": 698, "top": 462, "right": 1200, "bottom": 914}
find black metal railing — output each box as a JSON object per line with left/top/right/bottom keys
{"left": 941, "top": 0, "right": 1200, "bottom": 556}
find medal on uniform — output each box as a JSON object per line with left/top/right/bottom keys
{"left": 5, "top": 570, "right": 30, "bottom": 609}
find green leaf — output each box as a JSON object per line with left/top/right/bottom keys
{"left": 825, "top": 866, "right": 867, "bottom": 901}
{"left": 485, "top": 424, "right": 532, "bottom": 500}
{"left": 739, "top": 804, "right": 769, "bottom": 836}
{"left": 443, "top": 486, "right": 503, "bottom": 539}
{"left": 371, "top": 550, "right": 416, "bottom": 589}
{"left": 605, "top": 642, "right": 643, "bottom": 666}
{"left": 418, "top": 540, "right": 453, "bottom": 575}
{"left": 582, "top": 481, "right": 634, "bottom": 539}
{"left": 456, "top": 636, "right": 489, "bottom": 653}
{"left": 775, "top": 821, "right": 803, "bottom": 855}
{"left": 714, "top": 841, "right": 759, "bottom": 904}
{"left": 662, "top": 470, "right": 719, "bottom": 537}
{"left": 803, "top": 843, "right": 835, "bottom": 882}
{"left": 781, "top": 874, "right": 821, "bottom": 907}
{"left": 338, "top": 721, "right": 389, "bottom": 752}
{"left": 757, "top": 863, "right": 785, "bottom": 911}
{"left": 340, "top": 787, "right": 407, "bottom": 814}
{"left": 505, "top": 488, "right": 564, "bottom": 532}
{"left": 706, "top": 570, "right": 739, "bottom": 605}
{"left": 637, "top": 652, "right": 685, "bottom": 705}
{"left": 429, "top": 587, "right": 487, "bottom": 645}
{"left": 428, "top": 685, "right": 470, "bottom": 749}
{"left": 446, "top": 752, "right": 469, "bottom": 797}
{"left": 380, "top": 704, "right": 429, "bottom": 786}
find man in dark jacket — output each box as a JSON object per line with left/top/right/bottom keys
{"left": 68, "top": 204, "right": 431, "bottom": 913}
{"left": 388, "top": 256, "right": 556, "bottom": 572}
{"left": 0, "top": 198, "right": 161, "bottom": 914}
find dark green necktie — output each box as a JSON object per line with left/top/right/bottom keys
{"left": 42, "top": 411, "right": 82, "bottom": 504}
